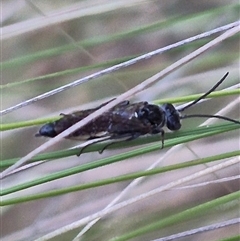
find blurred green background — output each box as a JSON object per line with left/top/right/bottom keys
{"left": 1, "top": 1, "right": 240, "bottom": 241}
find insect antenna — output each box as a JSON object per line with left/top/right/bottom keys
{"left": 178, "top": 72, "right": 240, "bottom": 125}
{"left": 178, "top": 72, "right": 229, "bottom": 112}
{"left": 181, "top": 114, "right": 240, "bottom": 124}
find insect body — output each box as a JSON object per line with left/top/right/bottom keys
{"left": 36, "top": 73, "right": 240, "bottom": 153}
{"left": 36, "top": 101, "right": 180, "bottom": 142}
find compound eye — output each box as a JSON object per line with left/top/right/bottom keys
{"left": 37, "top": 123, "right": 58, "bottom": 137}
{"left": 167, "top": 118, "right": 181, "bottom": 130}
{"left": 162, "top": 103, "right": 181, "bottom": 130}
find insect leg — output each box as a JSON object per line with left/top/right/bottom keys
{"left": 76, "top": 137, "right": 111, "bottom": 156}
{"left": 99, "top": 133, "right": 142, "bottom": 154}
{"left": 150, "top": 127, "right": 165, "bottom": 148}
{"left": 159, "top": 129, "right": 165, "bottom": 149}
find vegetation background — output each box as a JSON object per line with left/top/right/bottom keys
{"left": 1, "top": 1, "right": 239, "bottom": 241}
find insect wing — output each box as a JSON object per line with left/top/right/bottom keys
{"left": 108, "top": 114, "right": 152, "bottom": 137}
{"left": 70, "top": 101, "right": 153, "bottom": 140}
{"left": 39, "top": 100, "right": 130, "bottom": 139}
{"left": 36, "top": 100, "right": 151, "bottom": 140}
{"left": 110, "top": 101, "right": 148, "bottom": 118}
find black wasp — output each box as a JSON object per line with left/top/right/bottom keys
{"left": 36, "top": 72, "right": 240, "bottom": 154}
